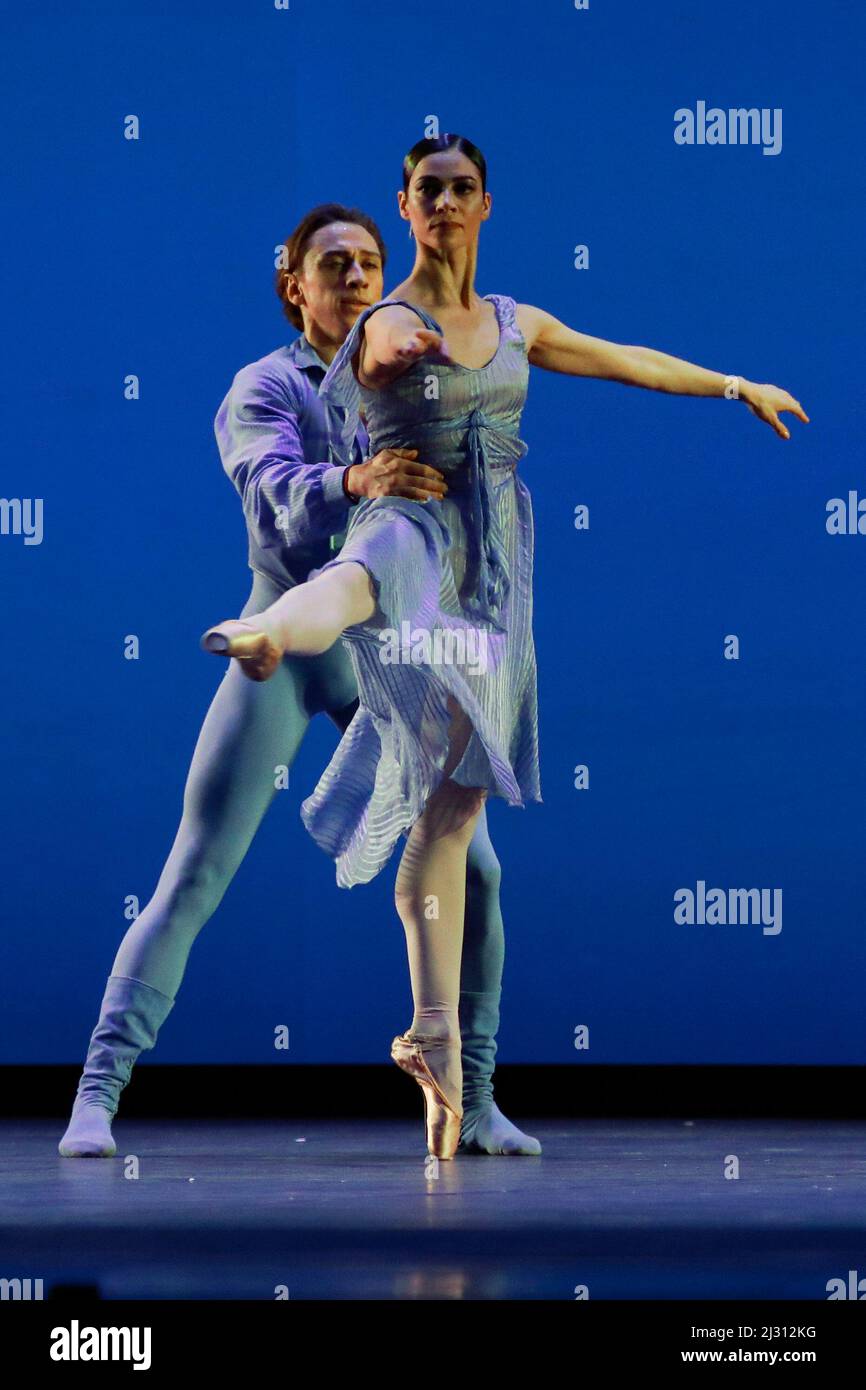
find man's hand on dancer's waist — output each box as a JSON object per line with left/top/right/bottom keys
{"left": 344, "top": 449, "right": 449, "bottom": 504}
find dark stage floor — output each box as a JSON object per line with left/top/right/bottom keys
{"left": 1, "top": 1118, "right": 864, "bottom": 1299}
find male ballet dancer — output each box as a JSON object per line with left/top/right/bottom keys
{"left": 59, "top": 202, "right": 541, "bottom": 1159}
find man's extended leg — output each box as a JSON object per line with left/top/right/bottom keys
{"left": 59, "top": 575, "right": 327, "bottom": 1155}
{"left": 459, "top": 805, "right": 542, "bottom": 1155}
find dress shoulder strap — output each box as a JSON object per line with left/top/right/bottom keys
{"left": 485, "top": 293, "right": 518, "bottom": 328}
{"left": 378, "top": 297, "right": 444, "bottom": 334}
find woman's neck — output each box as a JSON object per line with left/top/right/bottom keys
{"left": 403, "top": 242, "right": 480, "bottom": 309}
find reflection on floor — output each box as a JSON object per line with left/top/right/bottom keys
{"left": 2, "top": 1118, "right": 864, "bottom": 1299}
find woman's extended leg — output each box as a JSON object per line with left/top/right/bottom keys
{"left": 201, "top": 562, "right": 376, "bottom": 679}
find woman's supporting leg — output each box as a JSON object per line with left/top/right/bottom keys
{"left": 395, "top": 785, "right": 486, "bottom": 1077}
{"left": 60, "top": 576, "right": 319, "bottom": 1155}
{"left": 391, "top": 700, "right": 487, "bottom": 1156}
{"left": 460, "top": 807, "right": 542, "bottom": 1155}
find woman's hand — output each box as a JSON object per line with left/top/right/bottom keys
{"left": 740, "top": 381, "right": 810, "bottom": 439}
{"left": 360, "top": 306, "right": 452, "bottom": 387}
{"left": 391, "top": 328, "right": 452, "bottom": 368}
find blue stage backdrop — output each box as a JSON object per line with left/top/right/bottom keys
{"left": 1, "top": 0, "right": 862, "bottom": 1066}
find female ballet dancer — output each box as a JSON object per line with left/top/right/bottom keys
{"left": 59, "top": 201, "right": 538, "bottom": 1159}
{"left": 202, "top": 133, "right": 808, "bottom": 1160}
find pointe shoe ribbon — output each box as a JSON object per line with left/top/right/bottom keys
{"left": 390, "top": 1032, "right": 463, "bottom": 1161}
{"left": 199, "top": 619, "right": 282, "bottom": 682}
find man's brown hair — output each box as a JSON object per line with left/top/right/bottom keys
{"left": 275, "top": 203, "right": 387, "bottom": 331}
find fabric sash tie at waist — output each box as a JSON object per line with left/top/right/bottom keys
{"left": 372, "top": 406, "right": 525, "bottom": 632}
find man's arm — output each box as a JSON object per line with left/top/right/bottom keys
{"left": 215, "top": 361, "right": 353, "bottom": 553}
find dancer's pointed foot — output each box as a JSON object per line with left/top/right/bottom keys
{"left": 200, "top": 618, "right": 283, "bottom": 682}
{"left": 58, "top": 1099, "right": 117, "bottom": 1157}
{"left": 458, "top": 1101, "right": 542, "bottom": 1156}
{"left": 391, "top": 1031, "right": 463, "bottom": 1160}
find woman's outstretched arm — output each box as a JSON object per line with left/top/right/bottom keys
{"left": 358, "top": 304, "right": 449, "bottom": 389}
{"left": 516, "top": 304, "right": 809, "bottom": 440}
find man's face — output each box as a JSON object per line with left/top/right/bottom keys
{"left": 287, "top": 222, "right": 384, "bottom": 345}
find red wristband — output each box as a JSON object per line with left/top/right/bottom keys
{"left": 342, "top": 466, "right": 360, "bottom": 503}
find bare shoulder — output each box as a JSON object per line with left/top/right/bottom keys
{"left": 514, "top": 303, "right": 559, "bottom": 349}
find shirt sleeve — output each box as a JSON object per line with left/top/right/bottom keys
{"left": 214, "top": 360, "right": 354, "bottom": 553}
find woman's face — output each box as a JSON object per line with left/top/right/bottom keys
{"left": 399, "top": 150, "right": 491, "bottom": 252}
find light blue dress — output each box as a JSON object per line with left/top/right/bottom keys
{"left": 300, "top": 294, "right": 542, "bottom": 886}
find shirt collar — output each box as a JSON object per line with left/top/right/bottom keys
{"left": 286, "top": 334, "right": 333, "bottom": 375}
{"left": 286, "top": 332, "right": 369, "bottom": 444}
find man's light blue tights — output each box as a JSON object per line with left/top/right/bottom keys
{"left": 59, "top": 574, "right": 540, "bottom": 1158}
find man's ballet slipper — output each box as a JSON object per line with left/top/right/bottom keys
{"left": 200, "top": 619, "right": 282, "bottom": 682}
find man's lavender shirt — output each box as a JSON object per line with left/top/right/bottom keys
{"left": 214, "top": 334, "right": 369, "bottom": 591}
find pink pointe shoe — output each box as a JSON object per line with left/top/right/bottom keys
{"left": 391, "top": 1032, "right": 463, "bottom": 1160}
{"left": 200, "top": 619, "right": 283, "bottom": 682}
